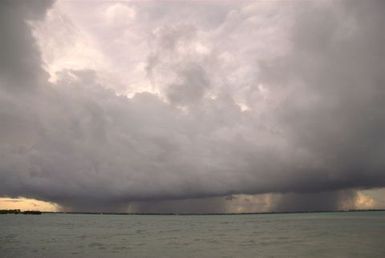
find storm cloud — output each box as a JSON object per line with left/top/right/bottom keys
{"left": 0, "top": 0, "right": 384, "bottom": 212}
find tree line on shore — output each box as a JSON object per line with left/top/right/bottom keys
{"left": 0, "top": 209, "right": 42, "bottom": 215}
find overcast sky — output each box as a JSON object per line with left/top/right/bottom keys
{"left": 0, "top": 0, "right": 384, "bottom": 213}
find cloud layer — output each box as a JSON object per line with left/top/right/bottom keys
{"left": 0, "top": 0, "right": 384, "bottom": 212}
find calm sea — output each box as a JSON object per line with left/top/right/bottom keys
{"left": 1, "top": 211, "right": 384, "bottom": 257}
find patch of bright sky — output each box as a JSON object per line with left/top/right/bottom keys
{"left": 0, "top": 197, "right": 60, "bottom": 212}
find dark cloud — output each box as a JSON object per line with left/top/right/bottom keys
{"left": 129, "top": 197, "right": 227, "bottom": 214}
{"left": 0, "top": 0, "right": 384, "bottom": 212}
{"left": 0, "top": 0, "right": 52, "bottom": 90}
{"left": 264, "top": 0, "right": 385, "bottom": 190}
{"left": 167, "top": 63, "right": 210, "bottom": 105}
{"left": 273, "top": 190, "right": 356, "bottom": 212}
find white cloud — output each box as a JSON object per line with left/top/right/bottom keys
{"left": 104, "top": 3, "right": 136, "bottom": 27}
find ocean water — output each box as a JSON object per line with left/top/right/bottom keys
{"left": 0, "top": 211, "right": 384, "bottom": 257}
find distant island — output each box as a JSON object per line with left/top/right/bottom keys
{"left": 0, "top": 209, "right": 42, "bottom": 215}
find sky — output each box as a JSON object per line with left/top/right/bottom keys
{"left": 0, "top": 0, "right": 384, "bottom": 213}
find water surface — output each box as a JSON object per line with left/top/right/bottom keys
{"left": 1, "top": 211, "right": 384, "bottom": 257}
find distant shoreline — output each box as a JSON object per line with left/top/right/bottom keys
{"left": 0, "top": 210, "right": 42, "bottom": 215}
{"left": 2, "top": 209, "right": 383, "bottom": 216}
{"left": 52, "top": 209, "right": 385, "bottom": 216}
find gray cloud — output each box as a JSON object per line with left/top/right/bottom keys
{"left": 0, "top": 0, "right": 52, "bottom": 90}
{"left": 273, "top": 190, "right": 356, "bottom": 212}
{"left": 263, "top": 0, "right": 385, "bottom": 191}
{"left": 0, "top": 0, "right": 384, "bottom": 212}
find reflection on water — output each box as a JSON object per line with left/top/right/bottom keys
{"left": 1, "top": 211, "right": 385, "bottom": 257}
